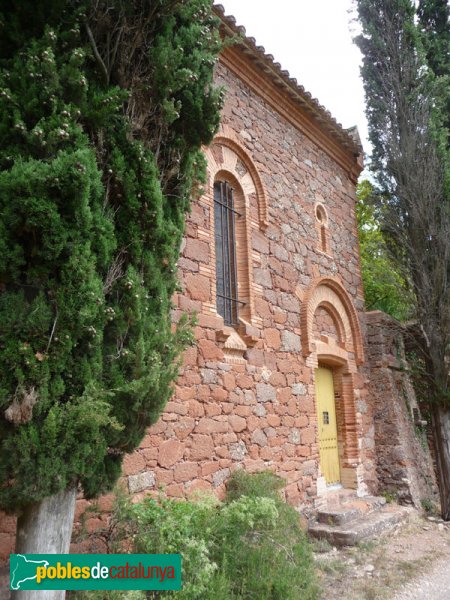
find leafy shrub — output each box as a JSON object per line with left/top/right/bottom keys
{"left": 73, "top": 471, "right": 319, "bottom": 599}
{"left": 225, "top": 468, "right": 285, "bottom": 502}
{"left": 221, "top": 470, "right": 318, "bottom": 599}
{"left": 421, "top": 497, "right": 439, "bottom": 515}
{"left": 71, "top": 593, "right": 144, "bottom": 600}
{"left": 380, "top": 489, "right": 397, "bottom": 504}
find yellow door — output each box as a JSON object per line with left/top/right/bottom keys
{"left": 315, "top": 367, "right": 340, "bottom": 485}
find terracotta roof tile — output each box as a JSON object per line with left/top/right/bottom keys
{"left": 213, "top": 4, "right": 362, "bottom": 156}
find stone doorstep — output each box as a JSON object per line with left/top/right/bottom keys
{"left": 318, "top": 506, "right": 361, "bottom": 526}
{"left": 317, "top": 494, "right": 387, "bottom": 526}
{"left": 317, "top": 487, "right": 362, "bottom": 508}
{"left": 309, "top": 504, "right": 414, "bottom": 547}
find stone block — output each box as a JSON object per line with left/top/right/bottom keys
{"left": 213, "top": 468, "right": 230, "bottom": 488}
{"left": 195, "top": 417, "right": 229, "bottom": 434}
{"left": 158, "top": 439, "right": 184, "bottom": 468}
{"left": 174, "top": 462, "right": 199, "bottom": 483}
{"left": 122, "top": 452, "right": 146, "bottom": 476}
{"left": 292, "top": 382, "right": 307, "bottom": 395}
{"left": 200, "top": 368, "right": 217, "bottom": 384}
{"left": 165, "top": 401, "right": 188, "bottom": 416}
{"left": 289, "top": 428, "right": 301, "bottom": 445}
{"left": 128, "top": 471, "right": 155, "bottom": 494}
{"left": 281, "top": 331, "right": 301, "bottom": 352}
{"left": 198, "top": 339, "right": 223, "bottom": 361}
{"left": 184, "top": 239, "right": 209, "bottom": 263}
{"left": 256, "top": 383, "right": 276, "bottom": 403}
{"left": 190, "top": 434, "right": 215, "bottom": 460}
{"left": 252, "top": 429, "right": 268, "bottom": 447}
{"left": 230, "top": 440, "right": 248, "bottom": 460}
{"left": 228, "top": 415, "right": 247, "bottom": 432}
{"left": 265, "top": 328, "right": 281, "bottom": 350}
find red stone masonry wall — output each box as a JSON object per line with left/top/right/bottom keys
{"left": 366, "top": 311, "right": 438, "bottom": 507}
{"left": 113, "top": 58, "right": 374, "bottom": 510}
{"left": 0, "top": 50, "right": 375, "bottom": 561}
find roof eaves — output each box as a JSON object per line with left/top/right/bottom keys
{"left": 213, "top": 4, "right": 363, "bottom": 157}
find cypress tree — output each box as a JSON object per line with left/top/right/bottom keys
{"left": 0, "top": 0, "right": 222, "bottom": 528}
{"left": 355, "top": 0, "right": 450, "bottom": 518}
{"left": 417, "top": 0, "right": 450, "bottom": 129}
{"left": 417, "top": 0, "right": 450, "bottom": 79}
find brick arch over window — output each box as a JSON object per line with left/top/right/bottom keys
{"left": 301, "top": 277, "right": 364, "bottom": 365}
{"left": 315, "top": 203, "right": 330, "bottom": 255}
{"left": 200, "top": 127, "right": 268, "bottom": 348}
{"left": 204, "top": 125, "right": 268, "bottom": 231}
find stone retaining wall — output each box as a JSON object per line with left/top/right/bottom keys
{"left": 366, "top": 311, "right": 438, "bottom": 507}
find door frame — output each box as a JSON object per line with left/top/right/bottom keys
{"left": 315, "top": 365, "right": 341, "bottom": 487}
{"left": 314, "top": 352, "right": 360, "bottom": 496}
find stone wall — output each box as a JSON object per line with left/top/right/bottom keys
{"left": 111, "top": 56, "right": 372, "bottom": 510}
{"left": 0, "top": 513, "right": 15, "bottom": 566}
{"left": 366, "top": 311, "right": 438, "bottom": 507}
{"left": 0, "top": 47, "right": 371, "bottom": 560}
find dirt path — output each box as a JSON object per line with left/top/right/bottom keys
{"left": 393, "top": 556, "right": 450, "bottom": 599}
{"left": 315, "top": 511, "right": 450, "bottom": 600}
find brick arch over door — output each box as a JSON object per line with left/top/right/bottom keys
{"left": 312, "top": 301, "right": 346, "bottom": 344}
{"left": 301, "top": 276, "right": 364, "bottom": 365}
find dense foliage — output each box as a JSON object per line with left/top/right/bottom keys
{"left": 356, "top": 180, "right": 413, "bottom": 321}
{"left": 417, "top": 0, "right": 450, "bottom": 126}
{"left": 73, "top": 472, "right": 319, "bottom": 600}
{"left": 0, "top": 0, "right": 222, "bottom": 511}
{"left": 355, "top": 0, "right": 449, "bottom": 394}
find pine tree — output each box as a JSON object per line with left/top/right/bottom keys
{"left": 0, "top": 0, "right": 222, "bottom": 562}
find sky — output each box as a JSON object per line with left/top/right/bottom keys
{"left": 218, "top": 0, "right": 370, "bottom": 159}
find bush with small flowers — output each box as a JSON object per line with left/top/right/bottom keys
{"left": 0, "top": 0, "right": 222, "bottom": 512}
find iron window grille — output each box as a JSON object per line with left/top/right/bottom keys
{"left": 214, "top": 180, "right": 243, "bottom": 326}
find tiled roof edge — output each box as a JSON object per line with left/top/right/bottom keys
{"left": 213, "top": 4, "right": 363, "bottom": 157}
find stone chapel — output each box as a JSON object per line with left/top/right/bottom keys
{"left": 0, "top": 5, "right": 438, "bottom": 559}
{"left": 116, "top": 6, "right": 436, "bottom": 510}
{"left": 137, "top": 7, "right": 370, "bottom": 505}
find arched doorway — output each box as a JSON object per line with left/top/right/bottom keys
{"left": 315, "top": 365, "right": 341, "bottom": 486}
{"left": 300, "top": 277, "right": 365, "bottom": 496}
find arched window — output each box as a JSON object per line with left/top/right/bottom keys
{"left": 315, "top": 204, "right": 329, "bottom": 254}
{"left": 203, "top": 130, "right": 269, "bottom": 344}
{"left": 214, "top": 180, "right": 239, "bottom": 326}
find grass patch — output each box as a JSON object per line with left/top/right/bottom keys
{"left": 311, "top": 537, "right": 334, "bottom": 554}
{"left": 421, "top": 497, "right": 439, "bottom": 515}
{"left": 360, "top": 582, "right": 379, "bottom": 600}
{"left": 315, "top": 558, "right": 347, "bottom": 576}
{"left": 357, "top": 540, "right": 377, "bottom": 553}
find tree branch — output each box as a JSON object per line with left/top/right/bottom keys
{"left": 85, "top": 23, "right": 109, "bottom": 85}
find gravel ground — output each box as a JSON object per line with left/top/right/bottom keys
{"left": 393, "top": 557, "right": 450, "bottom": 600}
{"left": 316, "top": 512, "right": 450, "bottom": 599}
